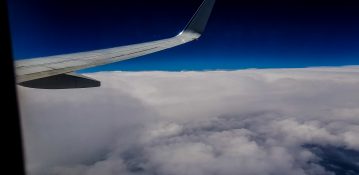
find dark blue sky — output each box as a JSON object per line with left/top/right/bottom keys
{"left": 8, "top": 0, "right": 359, "bottom": 72}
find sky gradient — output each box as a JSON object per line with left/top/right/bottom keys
{"left": 8, "top": 0, "right": 359, "bottom": 72}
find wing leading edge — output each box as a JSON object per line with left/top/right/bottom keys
{"left": 15, "top": 0, "right": 216, "bottom": 89}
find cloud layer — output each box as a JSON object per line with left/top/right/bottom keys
{"left": 18, "top": 67, "right": 359, "bottom": 175}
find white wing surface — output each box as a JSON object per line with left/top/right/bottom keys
{"left": 15, "top": 0, "right": 216, "bottom": 89}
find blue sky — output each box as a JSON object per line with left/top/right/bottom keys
{"left": 8, "top": 0, "right": 359, "bottom": 72}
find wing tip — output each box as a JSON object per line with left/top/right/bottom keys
{"left": 180, "top": 0, "right": 216, "bottom": 36}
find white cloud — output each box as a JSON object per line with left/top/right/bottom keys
{"left": 17, "top": 67, "right": 359, "bottom": 175}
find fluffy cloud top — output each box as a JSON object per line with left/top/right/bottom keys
{"left": 18, "top": 67, "right": 359, "bottom": 175}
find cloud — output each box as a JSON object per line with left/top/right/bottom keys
{"left": 17, "top": 67, "right": 359, "bottom": 175}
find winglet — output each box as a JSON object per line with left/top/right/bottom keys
{"left": 180, "top": 0, "right": 216, "bottom": 36}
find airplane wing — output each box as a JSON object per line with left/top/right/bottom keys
{"left": 15, "top": 0, "right": 216, "bottom": 89}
